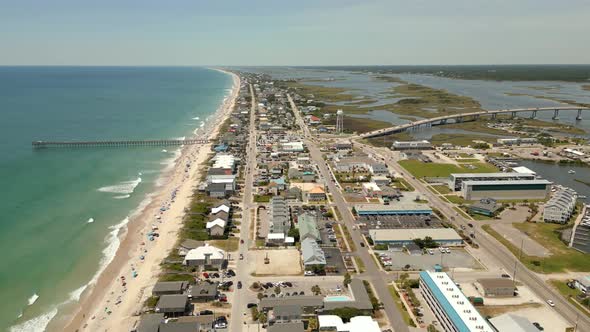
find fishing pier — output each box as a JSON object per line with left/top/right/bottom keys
{"left": 32, "top": 139, "right": 210, "bottom": 149}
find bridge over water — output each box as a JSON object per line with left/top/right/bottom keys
{"left": 32, "top": 138, "right": 210, "bottom": 148}
{"left": 359, "top": 106, "right": 589, "bottom": 138}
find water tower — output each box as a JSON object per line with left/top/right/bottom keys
{"left": 336, "top": 109, "right": 344, "bottom": 134}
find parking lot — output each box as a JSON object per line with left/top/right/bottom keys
{"left": 318, "top": 219, "right": 338, "bottom": 245}
{"left": 323, "top": 247, "right": 346, "bottom": 275}
{"left": 375, "top": 248, "right": 483, "bottom": 271}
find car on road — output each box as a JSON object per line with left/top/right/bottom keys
{"left": 546, "top": 299, "right": 555, "bottom": 307}
{"left": 468, "top": 223, "right": 474, "bottom": 227}
{"left": 427, "top": 249, "right": 434, "bottom": 255}
{"left": 532, "top": 322, "right": 544, "bottom": 331}
{"left": 237, "top": 281, "right": 242, "bottom": 289}
{"left": 304, "top": 271, "right": 315, "bottom": 276}
{"left": 239, "top": 254, "right": 244, "bottom": 260}
{"left": 360, "top": 242, "right": 365, "bottom": 247}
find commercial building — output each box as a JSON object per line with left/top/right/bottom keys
{"left": 368, "top": 163, "right": 389, "bottom": 176}
{"left": 449, "top": 172, "right": 536, "bottom": 191}
{"left": 308, "top": 186, "right": 327, "bottom": 201}
{"left": 392, "top": 140, "right": 432, "bottom": 150}
{"left": 420, "top": 271, "right": 494, "bottom": 332}
{"left": 362, "top": 182, "right": 382, "bottom": 197}
{"left": 461, "top": 179, "right": 551, "bottom": 201}
{"left": 489, "top": 314, "right": 539, "bottom": 332}
{"left": 497, "top": 137, "right": 538, "bottom": 146}
{"left": 318, "top": 315, "right": 380, "bottom": 332}
{"left": 468, "top": 198, "right": 501, "bottom": 217}
{"left": 573, "top": 277, "right": 590, "bottom": 294}
{"left": 476, "top": 278, "right": 516, "bottom": 297}
{"left": 369, "top": 228, "right": 463, "bottom": 246}
{"left": 354, "top": 203, "right": 432, "bottom": 216}
{"left": 544, "top": 187, "right": 577, "bottom": 224}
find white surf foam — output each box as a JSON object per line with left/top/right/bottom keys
{"left": 87, "top": 218, "right": 94, "bottom": 224}
{"left": 27, "top": 293, "right": 39, "bottom": 306}
{"left": 192, "top": 116, "right": 200, "bottom": 120}
{"left": 162, "top": 149, "right": 168, "bottom": 153}
{"left": 98, "top": 177, "right": 142, "bottom": 195}
{"left": 68, "top": 285, "right": 87, "bottom": 303}
{"left": 113, "top": 194, "right": 131, "bottom": 199}
{"left": 9, "top": 307, "right": 58, "bottom": 332}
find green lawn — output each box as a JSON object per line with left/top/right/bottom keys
{"left": 549, "top": 279, "right": 590, "bottom": 317}
{"left": 209, "top": 237, "right": 240, "bottom": 252}
{"left": 431, "top": 185, "right": 451, "bottom": 194}
{"left": 444, "top": 195, "right": 469, "bottom": 204}
{"left": 399, "top": 160, "right": 498, "bottom": 178}
{"left": 388, "top": 285, "right": 415, "bottom": 326}
{"left": 483, "top": 223, "right": 590, "bottom": 273}
{"left": 254, "top": 195, "right": 272, "bottom": 203}
{"left": 354, "top": 256, "right": 366, "bottom": 273}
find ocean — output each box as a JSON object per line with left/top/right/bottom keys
{"left": 0, "top": 66, "right": 232, "bottom": 331}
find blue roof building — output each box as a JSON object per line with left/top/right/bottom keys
{"left": 419, "top": 271, "right": 494, "bottom": 332}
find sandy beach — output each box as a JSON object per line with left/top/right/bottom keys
{"left": 53, "top": 69, "right": 240, "bottom": 332}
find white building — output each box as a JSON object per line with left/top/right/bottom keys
{"left": 318, "top": 315, "right": 380, "bottom": 332}
{"left": 497, "top": 138, "right": 538, "bottom": 145}
{"left": 281, "top": 141, "right": 305, "bottom": 153}
{"left": 391, "top": 140, "right": 432, "bottom": 150}
{"left": 183, "top": 244, "right": 226, "bottom": 268}
{"left": 544, "top": 187, "right": 577, "bottom": 224}
{"left": 212, "top": 154, "right": 236, "bottom": 170}
{"left": 420, "top": 271, "right": 494, "bottom": 332}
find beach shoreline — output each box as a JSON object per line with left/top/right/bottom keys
{"left": 47, "top": 68, "right": 240, "bottom": 332}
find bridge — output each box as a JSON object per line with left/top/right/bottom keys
{"left": 359, "top": 106, "right": 589, "bottom": 138}
{"left": 32, "top": 138, "right": 210, "bottom": 149}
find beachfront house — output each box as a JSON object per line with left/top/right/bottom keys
{"left": 183, "top": 244, "right": 226, "bottom": 269}
{"left": 155, "top": 294, "right": 190, "bottom": 317}
{"left": 206, "top": 218, "right": 226, "bottom": 237}
{"left": 189, "top": 282, "right": 219, "bottom": 302}
{"left": 177, "top": 239, "right": 204, "bottom": 256}
{"left": 152, "top": 281, "right": 188, "bottom": 296}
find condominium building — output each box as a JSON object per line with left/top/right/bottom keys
{"left": 449, "top": 172, "right": 536, "bottom": 191}
{"left": 419, "top": 271, "right": 494, "bottom": 332}
{"left": 544, "top": 187, "right": 577, "bottom": 224}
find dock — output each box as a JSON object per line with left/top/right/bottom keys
{"left": 32, "top": 139, "right": 210, "bottom": 148}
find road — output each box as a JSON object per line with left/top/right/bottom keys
{"left": 230, "top": 83, "right": 258, "bottom": 332}
{"left": 356, "top": 143, "right": 590, "bottom": 331}
{"left": 288, "top": 94, "right": 410, "bottom": 332}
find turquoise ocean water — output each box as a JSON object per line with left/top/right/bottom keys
{"left": 0, "top": 67, "right": 232, "bottom": 331}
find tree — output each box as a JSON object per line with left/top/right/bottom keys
{"left": 329, "top": 307, "right": 364, "bottom": 322}
{"left": 311, "top": 285, "right": 321, "bottom": 295}
{"left": 288, "top": 227, "right": 300, "bottom": 242}
{"left": 399, "top": 272, "right": 409, "bottom": 286}
{"left": 258, "top": 312, "right": 267, "bottom": 324}
{"left": 308, "top": 316, "right": 318, "bottom": 331}
{"left": 257, "top": 292, "right": 264, "bottom": 300}
{"left": 274, "top": 286, "right": 281, "bottom": 295}
{"left": 343, "top": 273, "right": 352, "bottom": 287}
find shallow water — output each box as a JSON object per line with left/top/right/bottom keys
{"left": 0, "top": 67, "right": 231, "bottom": 331}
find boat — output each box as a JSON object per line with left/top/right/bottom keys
{"left": 568, "top": 170, "right": 576, "bottom": 174}
{"left": 579, "top": 195, "right": 587, "bottom": 199}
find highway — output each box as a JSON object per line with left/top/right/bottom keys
{"left": 356, "top": 143, "right": 590, "bottom": 332}
{"left": 360, "top": 106, "right": 590, "bottom": 138}
{"left": 288, "top": 94, "right": 410, "bottom": 332}
{"left": 230, "top": 83, "right": 258, "bottom": 332}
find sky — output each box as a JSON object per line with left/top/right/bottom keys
{"left": 1, "top": 0, "right": 590, "bottom": 66}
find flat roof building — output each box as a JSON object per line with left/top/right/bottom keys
{"left": 354, "top": 203, "right": 432, "bottom": 216}
{"left": 489, "top": 314, "right": 539, "bottom": 332}
{"left": 476, "top": 278, "right": 516, "bottom": 297}
{"left": 318, "top": 315, "right": 381, "bottom": 332}
{"left": 369, "top": 228, "right": 463, "bottom": 246}
{"left": 449, "top": 172, "right": 536, "bottom": 191}
{"left": 461, "top": 179, "right": 551, "bottom": 201}
{"left": 420, "top": 271, "right": 494, "bottom": 332}
{"left": 392, "top": 140, "right": 432, "bottom": 150}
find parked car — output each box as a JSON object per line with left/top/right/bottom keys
{"left": 304, "top": 271, "right": 315, "bottom": 276}
{"left": 501, "top": 273, "right": 511, "bottom": 278}
{"left": 199, "top": 310, "right": 213, "bottom": 316}
{"left": 202, "top": 272, "right": 209, "bottom": 278}
{"left": 360, "top": 242, "right": 366, "bottom": 248}
{"left": 247, "top": 303, "right": 257, "bottom": 308}
{"left": 532, "top": 322, "right": 544, "bottom": 331}
{"left": 237, "top": 281, "right": 242, "bottom": 289}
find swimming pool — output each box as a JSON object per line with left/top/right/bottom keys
{"left": 324, "top": 295, "right": 353, "bottom": 302}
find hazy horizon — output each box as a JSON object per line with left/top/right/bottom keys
{"left": 2, "top": 0, "right": 590, "bottom": 66}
